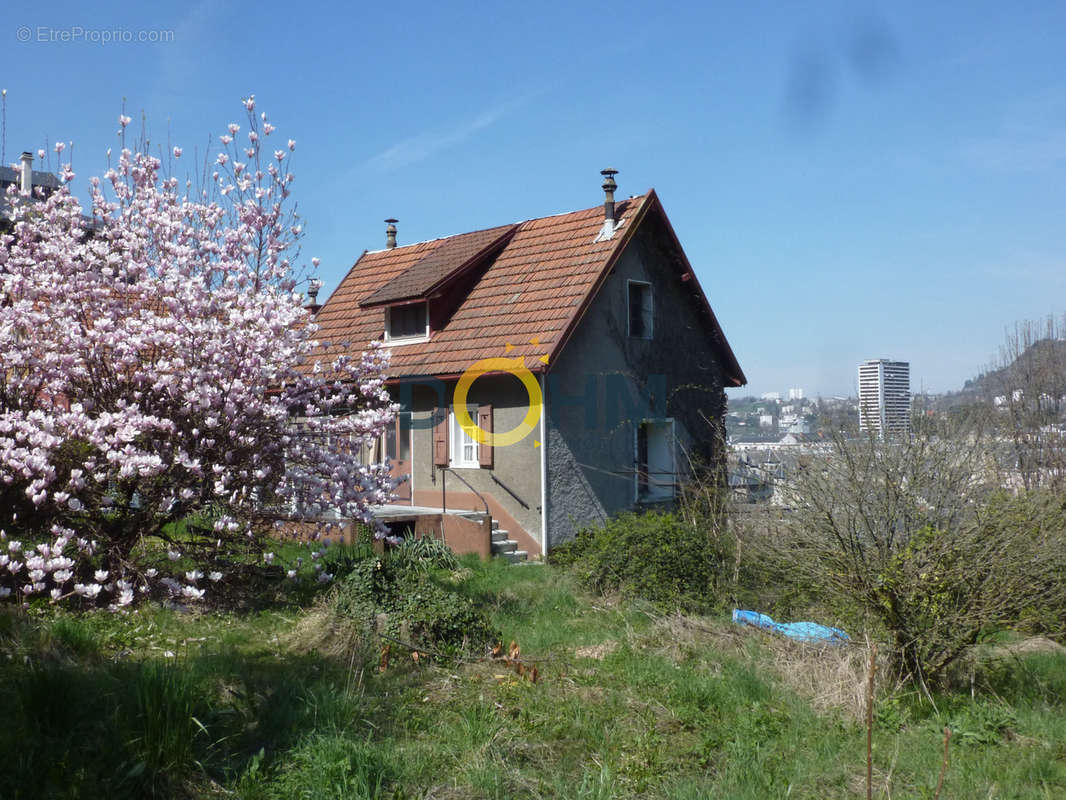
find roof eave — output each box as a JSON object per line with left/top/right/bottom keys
{"left": 384, "top": 362, "right": 549, "bottom": 385}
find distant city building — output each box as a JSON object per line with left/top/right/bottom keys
{"left": 858, "top": 359, "right": 911, "bottom": 436}
{"left": 760, "top": 392, "right": 781, "bottom": 401}
{"left": 788, "top": 387, "right": 804, "bottom": 401}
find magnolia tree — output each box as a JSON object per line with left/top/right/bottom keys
{"left": 0, "top": 97, "right": 395, "bottom": 609}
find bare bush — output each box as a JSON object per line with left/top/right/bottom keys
{"left": 754, "top": 420, "right": 1066, "bottom": 687}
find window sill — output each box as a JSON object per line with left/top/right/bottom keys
{"left": 384, "top": 334, "right": 430, "bottom": 346}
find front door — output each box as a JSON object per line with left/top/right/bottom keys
{"left": 386, "top": 411, "right": 413, "bottom": 503}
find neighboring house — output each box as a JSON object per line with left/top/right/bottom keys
{"left": 312, "top": 170, "right": 745, "bottom": 558}
{"left": 1, "top": 152, "right": 61, "bottom": 227}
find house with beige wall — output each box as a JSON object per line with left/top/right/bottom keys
{"left": 311, "top": 171, "right": 745, "bottom": 559}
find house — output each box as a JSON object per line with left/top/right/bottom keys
{"left": 311, "top": 170, "right": 745, "bottom": 558}
{"left": 1, "top": 152, "right": 61, "bottom": 226}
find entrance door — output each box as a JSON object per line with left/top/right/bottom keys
{"left": 386, "top": 411, "right": 413, "bottom": 503}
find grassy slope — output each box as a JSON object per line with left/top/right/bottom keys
{"left": 1, "top": 558, "right": 1064, "bottom": 799}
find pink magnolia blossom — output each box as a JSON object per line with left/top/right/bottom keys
{"left": 0, "top": 96, "right": 395, "bottom": 608}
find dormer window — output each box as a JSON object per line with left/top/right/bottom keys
{"left": 385, "top": 301, "right": 429, "bottom": 343}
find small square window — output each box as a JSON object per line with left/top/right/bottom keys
{"left": 628, "top": 281, "right": 652, "bottom": 339}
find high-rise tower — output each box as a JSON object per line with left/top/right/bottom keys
{"left": 858, "top": 359, "right": 910, "bottom": 436}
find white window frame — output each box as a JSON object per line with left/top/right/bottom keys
{"left": 449, "top": 404, "right": 480, "bottom": 469}
{"left": 384, "top": 302, "right": 430, "bottom": 345}
{"left": 627, "top": 280, "right": 653, "bottom": 339}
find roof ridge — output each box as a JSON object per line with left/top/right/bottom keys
{"left": 511, "top": 193, "right": 646, "bottom": 229}
{"left": 363, "top": 221, "right": 518, "bottom": 254}
{"left": 362, "top": 194, "right": 648, "bottom": 253}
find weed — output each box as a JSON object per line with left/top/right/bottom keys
{"left": 265, "top": 733, "right": 393, "bottom": 799}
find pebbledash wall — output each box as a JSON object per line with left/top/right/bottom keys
{"left": 390, "top": 213, "right": 730, "bottom": 555}
{"left": 542, "top": 214, "right": 730, "bottom": 550}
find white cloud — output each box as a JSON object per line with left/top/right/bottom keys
{"left": 366, "top": 98, "right": 524, "bottom": 171}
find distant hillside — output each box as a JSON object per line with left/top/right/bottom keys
{"left": 940, "top": 337, "right": 1066, "bottom": 409}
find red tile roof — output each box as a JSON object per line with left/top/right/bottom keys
{"left": 312, "top": 191, "right": 745, "bottom": 385}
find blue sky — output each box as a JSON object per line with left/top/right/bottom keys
{"left": 6, "top": 1, "right": 1065, "bottom": 397}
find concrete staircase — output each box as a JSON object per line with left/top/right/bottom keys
{"left": 490, "top": 519, "right": 528, "bottom": 564}
{"left": 456, "top": 511, "right": 528, "bottom": 564}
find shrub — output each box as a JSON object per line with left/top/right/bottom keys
{"left": 550, "top": 511, "right": 723, "bottom": 611}
{"left": 754, "top": 423, "right": 1066, "bottom": 686}
{"left": 317, "top": 526, "right": 380, "bottom": 581}
{"left": 391, "top": 535, "right": 461, "bottom": 572}
{"left": 296, "top": 552, "right": 497, "bottom": 662}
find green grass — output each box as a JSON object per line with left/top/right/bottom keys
{"left": 1, "top": 560, "right": 1064, "bottom": 798}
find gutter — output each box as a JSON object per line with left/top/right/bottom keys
{"left": 539, "top": 373, "right": 549, "bottom": 558}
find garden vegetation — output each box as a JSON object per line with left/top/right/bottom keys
{"left": 2, "top": 98, "right": 1064, "bottom": 797}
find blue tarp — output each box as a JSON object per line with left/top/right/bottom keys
{"left": 732, "top": 609, "right": 849, "bottom": 645}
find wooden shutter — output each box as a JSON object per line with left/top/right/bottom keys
{"left": 478, "top": 404, "right": 493, "bottom": 468}
{"left": 433, "top": 408, "right": 449, "bottom": 466}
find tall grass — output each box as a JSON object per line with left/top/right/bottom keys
{"left": 264, "top": 734, "right": 392, "bottom": 799}
{"left": 123, "top": 661, "right": 211, "bottom": 792}
{"left": 1, "top": 559, "right": 1064, "bottom": 798}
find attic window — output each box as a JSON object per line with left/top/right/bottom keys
{"left": 385, "top": 302, "right": 429, "bottom": 343}
{"left": 628, "top": 280, "right": 653, "bottom": 339}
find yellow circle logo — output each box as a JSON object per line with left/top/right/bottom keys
{"left": 454, "top": 356, "right": 542, "bottom": 447}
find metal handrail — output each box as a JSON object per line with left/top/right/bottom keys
{"left": 439, "top": 466, "right": 491, "bottom": 518}
{"left": 490, "top": 474, "right": 530, "bottom": 510}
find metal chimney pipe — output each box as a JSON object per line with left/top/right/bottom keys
{"left": 19, "top": 151, "right": 33, "bottom": 194}
{"left": 385, "top": 218, "right": 398, "bottom": 249}
{"left": 306, "top": 278, "right": 323, "bottom": 315}
{"left": 600, "top": 168, "right": 618, "bottom": 223}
